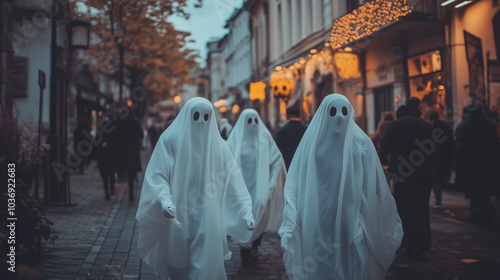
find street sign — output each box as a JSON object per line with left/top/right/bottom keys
{"left": 38, "top": 70, "right": 46, "bottom": 90}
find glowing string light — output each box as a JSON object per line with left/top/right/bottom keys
{"left": 330, "top": 0, "right": 412, "bottom": 49}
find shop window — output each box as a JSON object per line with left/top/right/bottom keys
{"left": 493, "top": 12, "right": 500, "bottom": 60}
{"left": 374, "top": 85, "right": 394, "bottom": 128}
{"left": 407, "top": 50, "right": 446, "bottom": 120}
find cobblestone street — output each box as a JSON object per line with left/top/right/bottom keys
{"left": 35, "top": 150, "right": 500, "bottom": 280}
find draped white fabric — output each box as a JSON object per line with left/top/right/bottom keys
{"left": 279, "top": 94, "right": 403, "bottom": 280}
{"left": 226, "top": 109, "right": 287, "bottom": 246}
{"left": 136, "top": 97, "right": 255, "bottom": 280}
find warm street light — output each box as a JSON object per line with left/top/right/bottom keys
{"left": 232, "top": 104, "right": 240, "bottom": 115}
{"left": 70, "top": 16, "right": 91, "bottom": 50}
{"left": 270, "top": 71, "right": 294, "bottom": 103}
{"left": 214, "top": 99, "right": 225, "bottom": 108}
{"left": 250, "top": 82, "right": 266, "bottom": 101}
{"left": 174, "top": 95, "right": 181, "bottom": 104}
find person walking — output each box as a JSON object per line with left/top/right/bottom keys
{"left": 147, "top": 123, "right": 160, "bottom": 150}
{"left": 116, "top": 109, "right": 143, "bottom": 201}
{"left": 219, "top": 118, "right": 233, "bottom": 140}
{"left": 136, "top": 97, "right": 255, "bottom": 280}
{"left": 371, "top": 111, "right": 396, "bottom": 157}
{"left": 275, "top": 107, "right": 307, "bottom": 170}
{"left": 455, "top": 104, "right": 500, "bottom": 224}
{"left": 424, "top": 109, "right": 454, "bottom": 208}
{"left": 380, "top": 97, "right": 435, "bottom": 259}
{"left": 226, "top": 109, "right": 286, "bottom": 267}
{"left": 94, "top": 115, "right": 119, "bottom": 200}
{"left": 73, "top": 118, "right": 91, "bottom": 174}
{"left": 279, "top": 94, "right": 402, "bottom": 279}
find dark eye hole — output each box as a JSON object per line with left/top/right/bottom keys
{"left": 342, "top": 106, "right": 348, "bottom": 116}
{"left": 194, "top": 111, "right": 200, "bottom": 121}
{"left": 274, "top": 86, "right": 278, "bottom": 91}
{"left": 282, "top": 86, "right": 287, "bottom": 91}
{"left": 254, "top": 118, "right": 258, "bottom": 124}
{"left": 204, "top": 113, "right": 209, "bottom": 121}
{"left": 330, "top": 107, "right": 337, "bottom": 117}
{"left": 248, "top": 118, "right": 252, "bottom": 124}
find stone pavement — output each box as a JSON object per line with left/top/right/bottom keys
{"left": 35, "top": 149, "right": 500, "bottom": 280}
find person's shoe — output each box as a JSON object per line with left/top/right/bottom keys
{"left": 249, "top": 247, "right": 260, "bottom": 265}
{"left": 433, "top": 204, "right": 442, "bottom": 209}
{"left": 105, "top": 194, "right": 111, "bottom": 200}
{"left": 240, "top": 248, "right": 251, "bottom": 268}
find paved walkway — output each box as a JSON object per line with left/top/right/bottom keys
{"left": 35, "top": 150, "right": 500, "bottom": 280}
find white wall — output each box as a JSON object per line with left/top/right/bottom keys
{"left": 12, "top": 17, "right": 52, "bottom": 130}
{"left": 225, "top": 10, "right": 252, "bottom": 98}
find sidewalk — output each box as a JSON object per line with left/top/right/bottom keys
{"left": 36, "top": 150, "right": 500, "bottom": 279}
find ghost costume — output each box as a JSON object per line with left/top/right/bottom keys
{"left": 278, "top": 94, "right": 402, "bottom": 280}
{"left": 226, "top": 109, "right": 286, "bottom": 246}
{"left": 136, "top": 97, "right": 255, "bottom": 280}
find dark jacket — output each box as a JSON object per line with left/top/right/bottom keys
{"left": 116, "top": 117, "right": 144, "bottom": 174}
{"left": 276, "top": 120, "right": 307, "bottom": 170}
{"left": 380, "top": 105, "right": 435, "bottom": 183}
{"left": 455, "top": 106, "right": 500, "bottom": 196}
{"left": 95, "top": 118, "right": 119, "bottom": 176}
{"left": 430, "top": 119, "right": 454, "bottom": 183}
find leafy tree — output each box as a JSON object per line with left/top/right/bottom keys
{"left": 72, "top": 0, "right": 202, "bottom": 101}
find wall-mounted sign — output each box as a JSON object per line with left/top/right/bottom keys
{"left": 270, "top": 71, "right": 295, "bottom": 100}
{"left": 407, "top": 49, "right": 442, "bottom": 78}
{"left": 250, "top": 82, "right": 266, "bottom": 101}
{"left": 464, "top": 30, "right": 486, "bottom": 103}
{"left": 334, "top": 52, "right": 361, "bottom": 80}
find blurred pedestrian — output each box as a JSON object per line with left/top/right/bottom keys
{"left": 94, "top": 115, "right": 119, "bottom": 200}
{"left": 73, "top": 118, "right": 91, "bottom": 174}
{"left": 380, "top": 97, "right": 435, "bottom": 259}
{"left": 219, "top": 118, "right": 233, "bottom": 140}
{"left": 227, "top": 109, "right": 286, "bottom": 267}
{"left": 136, "top": 97, "right": 255, "bottom": 280}
{"left": 275, "top": 107, "right": 307, "bottom": 170}
{"left": 116, "top": 109, "right": 143, "bottom": 201}
{"left": 371, "top": 111, "right": 396, "bottom": 156}
{"left": 423, "top": 109, "right": 454, "bottom": 208}
{"left": 148, "top": 124, "right": 160, "bottom": 150}
{"left": 164, "top": 115, "right": 176, "bottom": 131}
{"left": 279, "top": 94, "right": 402, "bottom": 279}
{"left": 455, "top": 104, "right": 500, "bottom": 224}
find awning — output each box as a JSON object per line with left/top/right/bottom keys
{"left": 330, "top": 0, "right": 412, "bottom": 50}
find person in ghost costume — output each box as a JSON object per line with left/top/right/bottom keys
{"left": 136, "top": 97, "right": 255, "bottom": 280}
{"left": 278, "top": 94, "right": 403, "bottom": 280}
{"left": 226, "top": 109, "right": 287, "bottom": 266}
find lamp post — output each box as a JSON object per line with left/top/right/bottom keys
{"left": 47, "top": 14, "right": 90, "bottom": 204}
{"left": 70, "top": 16, "right": 91, "bottom": 49}
{"left": 174, "top": 95, "right": 181, "bottom": 114}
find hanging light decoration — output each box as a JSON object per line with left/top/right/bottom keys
{"left": 330, "top": 0, "right": 412, "bottom": 49}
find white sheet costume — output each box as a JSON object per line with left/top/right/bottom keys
{"left": 226, "top": 109, "right": 286, "bottom": 245}
{"left": 278, "top": 94, "right": 402, "bottom": 280}
{"left": 136, "top": 97, "right": 255, "bottom": 280}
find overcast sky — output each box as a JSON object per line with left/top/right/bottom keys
{"left": 169, "top": 0, "right": 244, "bottom": 67}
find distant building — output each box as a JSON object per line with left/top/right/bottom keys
{"left": 206, "top": 0, "right": 500, "bottom": 135}
{"left": 0, "top": 0, "right": 14, "bottom": 113}
{"left": 224, "top": 8, "right": 253, "bottom": 103}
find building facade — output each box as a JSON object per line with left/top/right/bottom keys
{"left": 209, "top": 0, "right": 500, "bottom": 136}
